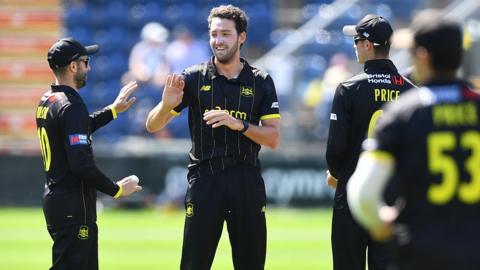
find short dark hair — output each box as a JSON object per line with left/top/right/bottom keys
{"left": 208, "top": 5, "right": 248, "bottom": 35}
{"left": 373, "top": 44, "right": 390, "bottom": 58}
{"left": 52, "top": 65, "right": 69, "bottom": 77}
{"left": 411, "top": 10, "right": 462, "bottom": 72}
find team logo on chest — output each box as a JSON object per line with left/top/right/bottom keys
{"left": 241, "top": 86, "right": 253, "bottom": 97}
{"left": 200, "top": 85, "right": 212, "bottom": 92}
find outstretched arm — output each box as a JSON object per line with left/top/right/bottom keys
{"left": 146, "top": 74, "right": 185, "bottom": 133}
{"left": 89, "top": 81, "right": 138, "bottom": 132}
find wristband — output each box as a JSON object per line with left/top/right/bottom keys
{"left": 239, "top": 120, "right": 249, "bottom": 133}
{"left": 114, "top": 184, "right": 123, "bottom": 198}
{"left": 109, "top": 105, "right": 117, "bottom": 119}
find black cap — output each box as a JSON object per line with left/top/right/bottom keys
{"left": 47, "top": 37, "right": 99, "bottom": 70}
{"left": 343, "top": 14, "right": 393, "bottom": 46}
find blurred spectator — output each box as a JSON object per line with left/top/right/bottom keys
{"left": 125, "top": 21, "right": 170, "bottom": 87}
{"left": 164, "top": 25, "right": 210, "bottom": 139}
{"left": 165, "top": 25, "right": 209, "bottom": 73}
{"left": 122, "top": 22, "right": 171, "bottom": 138}
{"left": 304, "top": 53, "right": 352, "bottom": 140}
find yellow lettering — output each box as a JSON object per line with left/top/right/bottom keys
{"left": 374, "top": 89, "right": 380, "bottom": 101}
{"left": 235, "top": 111, "right": 247, "bottom": 120}
{"left": 203, "top": 107, "right": 248, "bottom": 120}
{"left": 36, "top": 106, "right": 49, "bottom": 119}
{"left": 374, "top": 88, "right": 400, "bottom": 102}
{"left": 433, "top": 102, "right": 478, "bottom": 127}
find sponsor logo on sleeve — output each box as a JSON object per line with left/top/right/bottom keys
{"left": 330, "top": 113, "right": 337, "bottom": 120}
{"left": 69, "top": 134, "right": 88, "bottom": 145}
{"left": 271, "top": 102, "right": 279, "bottom": 108}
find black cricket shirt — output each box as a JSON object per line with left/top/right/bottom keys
{"left": 326, "top": 59, "right": 415, "bottom": 208}
{"left": 373, "top": 80, "right": 480, "bottom": 233}
{"left": 172, "top": 57, "right": 280, "bottom": 172}
{"left": 36, "top": 85, "right": 119, "bottom": 229}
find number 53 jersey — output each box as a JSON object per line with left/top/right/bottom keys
{"left": 374, "top": 80, "right": 480, "bottom": 238}
{"left": 36, "top": 84, "right": 119, "bottom": 229}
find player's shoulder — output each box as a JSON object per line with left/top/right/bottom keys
{"left": 248, "top": 64, "right": 270, "bottom": 81}
{"left": 183, "top": 62, "right": 207, "bottom": 76}
{"left": 384, "top": 88, "right": 428, "bottom": 120}
{"left": 335, "top": 72, "right": 368, "bottom": 94}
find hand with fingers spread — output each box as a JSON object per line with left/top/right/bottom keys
{"left": 112, "top": 81, "right": 139, "bottom": 113}
{"left": 162, "top": 74, "right": 185, "bottom": 110}
{"left": 203, "top": 110, "right": 244, "bottom": 131}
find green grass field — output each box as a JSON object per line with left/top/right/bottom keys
{"left": 0, "top": 207, "right": 333, "bottom": 269}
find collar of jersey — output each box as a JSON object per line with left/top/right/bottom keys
{"left": 51, "top": 84, "right": 82, "bottom": 99}
{"left": 363, "top": 59, "right": 397, "bottom": 73}
{"left": 206, "top": 56, "right": 252, "bottom": 84}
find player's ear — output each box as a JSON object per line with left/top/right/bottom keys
{"left": 68, "top": 61, "right": 77, "bottom": 73}
{"left": 238, "top": 31, "right": 246, "bottom": 46}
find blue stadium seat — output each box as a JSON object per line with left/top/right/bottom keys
{"left": 63, "top": 3, "right": 90, "bottom": 29}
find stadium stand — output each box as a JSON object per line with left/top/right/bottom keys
{"left": 0, "top": 0, "right": 61, "bottom": 154}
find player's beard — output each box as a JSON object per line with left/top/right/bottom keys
{"left": 74, "top": 70, "right": 87, "bottom": 89}
{"left": 211, "top": 40, "right": 239, "bottom": 64}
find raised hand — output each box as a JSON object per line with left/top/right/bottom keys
{"left": 112, "top": 81, "right": 138, "bottom": 113}
{"left": 203, "top": 109, "right": 244, "bottom": 131}
{"left": 162, "top": 74, "right": 185, "bottom": 110}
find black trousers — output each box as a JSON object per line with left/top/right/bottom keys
{"left": 180, "top": 163, "right": 267, "bottom": 270}
{"left": 47, "top": 223, "right": 98, "bottom": 270}
{"left": 331, "top": 208, "right": 389, "bottom": 270}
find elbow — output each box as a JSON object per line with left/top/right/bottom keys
{"left": 145, "top": 117, "right": 159, "bottom": 133}
{"left": 145, "top": 121, "right": 155, "bottom": 133}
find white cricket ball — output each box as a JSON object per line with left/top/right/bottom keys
{"left": 129, "top": 175, "right": 139, "bottom": 183}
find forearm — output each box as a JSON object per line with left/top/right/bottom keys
{"left": 347, "top": 151, "right": 394, "bottom": 230}
{"left": 145, "top": 101, "right": 175, "bottom": 133}
{"left": 325, "top": 153, "right": 344, "bottom": 179}
{"left": 89, "top": 106, "right": 115, "bottom": 133}
{"left": 72, "top": 164, "right": 120, "bottom": 197}
{"left": 243, "top": 122, "right": 280, "bottom": 149}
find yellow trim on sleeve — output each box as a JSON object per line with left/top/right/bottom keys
{"left": 114, "top": 184, "right": 123, "bottom": 199}
{"left": 110, "top": 106, "right": 117, "bottom": 119}
{"left": 364, "top": 150, "right": 395, "bottom": 164}
{"left": 260, "top": 114, "right": 281, "bottom": 120}
{"left": 170, "top": 109, "right": 180, "bottom": 116}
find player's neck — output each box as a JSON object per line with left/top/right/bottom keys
{"left": 427, "top": 71, "right": 457, "bottom": 84}
{"left": 215, "top": 57, "right": 243, "bottom": 80}
{"left": 55, "top": 77, "right": 78, "bottom": 91}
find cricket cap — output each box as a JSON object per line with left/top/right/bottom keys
{"left": 343, "top": 14, "right": 393, "bottom": 46}
{"left": 47, "top": 37, "right": 99, "bottom": 70}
